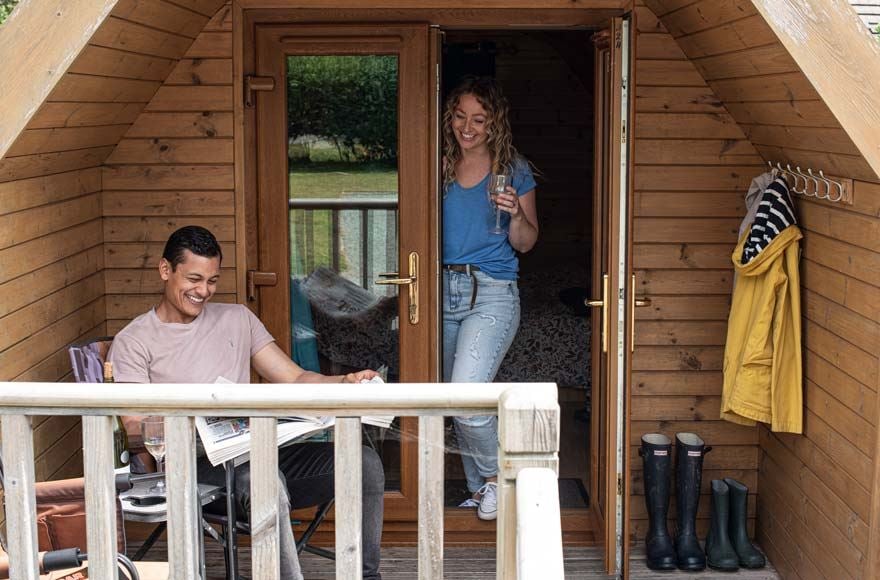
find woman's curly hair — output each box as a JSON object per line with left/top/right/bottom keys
{"left": 442, "top": 76, "right": 522, "bottom": 190}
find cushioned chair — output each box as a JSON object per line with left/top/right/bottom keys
{"left": 0, "top": 454, "right": 142, "bottom": 578}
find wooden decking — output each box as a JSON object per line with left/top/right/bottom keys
{"left": 129, "top": 541, "right": 780, "bottom": 579}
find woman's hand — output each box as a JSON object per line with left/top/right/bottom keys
{"left": 494, "top": 185, "right": 524, "bottom": 221}
{"left": 342, "top": 369, "right": 381, "bottom": 383}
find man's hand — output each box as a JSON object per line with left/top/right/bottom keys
{"left": 341, "top": 369, "right": 380, "bottom": 383}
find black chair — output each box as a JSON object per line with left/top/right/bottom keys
{"left": 202, "top": 473, "right": 335, "bottom": 580}
{"left": 69, "top": 336, "right": 335, "bottom": 579}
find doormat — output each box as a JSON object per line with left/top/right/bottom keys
{"left": 445, "top": 478, "right": 589, "bottom": 509}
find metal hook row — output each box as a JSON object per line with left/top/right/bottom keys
{"left": 767, "top": 161, "right": 847, "bottom": 203}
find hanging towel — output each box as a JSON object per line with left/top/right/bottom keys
{"left": 721, "top": 176, "right": 803, "bottom": 433}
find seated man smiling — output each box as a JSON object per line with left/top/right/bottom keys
{"left": 109, "top": 225, "right": 385, "bottom": 580}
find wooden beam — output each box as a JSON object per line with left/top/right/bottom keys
{"left": 749, "top": 0, "right": 880, "bottom": 180}
{"left": 0, "top": 0, "right": 118, "bottom": 160}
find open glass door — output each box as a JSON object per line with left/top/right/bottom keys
{"left": 590, "top": 15, "right": 633, "bottom": 576}
{"left": 251, "top": 23, "right": 435, "bottom": 524}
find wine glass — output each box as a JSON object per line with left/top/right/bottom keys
{"left": 141, "top": 416, "right": 166, "bottom": 495}
{"left": 487, "top": 174, "right": 510, "bottom": 235}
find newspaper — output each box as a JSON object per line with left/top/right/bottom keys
{"left": 195, "top": 375, "right": 394, "bottom": 466}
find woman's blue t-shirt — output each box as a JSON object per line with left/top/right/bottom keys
{"left": 442, "top": 159, "right": 536, "bottom": 280}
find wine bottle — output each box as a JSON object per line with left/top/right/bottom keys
{"left": 104, "top": 362, "right": 130, "bottom": 469}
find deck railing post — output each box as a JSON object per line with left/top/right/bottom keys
{"left": 165, "top": 416, "right": 200, "bottom": 579}
{"left": 82, "top": 415, "right": 119, "bottom": 579}
{"left": 496, "top": 384, "right": 560, "bottom": 580}
{"left": 1, "top": 415, "right": 39, "bottom": 579}
{"left": 418, "top": 415, "right": 444, "bottom": 579}
{"left": 335, "top": 417, "right": 363, "bottom": 580}
{"left": 251, "top": 417, "right": 281, "bottom": 578}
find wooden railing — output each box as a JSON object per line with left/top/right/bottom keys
{"left": 0, "top": 382, "right": 563, "bottom": 580}
{"left": 289, "top": 196, "right": 397, "bottom": 291}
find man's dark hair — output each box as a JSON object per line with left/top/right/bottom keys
{"left": 162, "top": 226, "right": 223, "bottom": 269}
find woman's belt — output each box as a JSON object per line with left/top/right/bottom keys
{"left": 444, "top": 264, "right": 480, "bottom": 309}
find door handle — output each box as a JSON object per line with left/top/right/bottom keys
{"left": 585, "top": 274, "right": 609, "bottom": 353}
{"left": 246, "top": 270, "right": 277, "bottom": 301}
{"left": 375, "top": 251, "right": 419, "bottom": 325}
{"left": 631, "top": 274, "right": 651, "bottom": 352}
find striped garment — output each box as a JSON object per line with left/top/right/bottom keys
{"left": 741, "top": 176, "right": 797, "bottom": 265}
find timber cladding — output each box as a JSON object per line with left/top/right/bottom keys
{"left": 103, "top": 3, "right": 236, "bottom": 335}
{"left": 640, "top": 1, "right": 880, "bottom": 579}
{"left": 0, "top": 0, "right": 227, "bottom": 488}
{"left": 631, "top": 0, "right": 764, "bottom": 541}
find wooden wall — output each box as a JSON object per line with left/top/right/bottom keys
{"left": 0, "top": 0, "right": 223, "bottom": 484}
{"left": 630, "top": 0, "right": 765, "bottom": 539}
{"left": 755, "top": 181, "right": 879, "bottom": 580}
{"left": 640, "top": 1, "right": 880, "bottom": 578}
{"left": 103, "top": 3, "right": 237, "bottom": 335}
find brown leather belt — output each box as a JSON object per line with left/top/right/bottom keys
{"left": 444, "top": 264, "right": 480, "bottom": 309}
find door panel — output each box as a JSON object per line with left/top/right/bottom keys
{"left": 591, "top": 15, "right": 633, "bottom": 575}
{"left": 253, "top": 24, "right": 434, "bottom": 521}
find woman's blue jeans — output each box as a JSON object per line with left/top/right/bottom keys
{"left": 443, "top": 269, "right": 520, "bottom": 493}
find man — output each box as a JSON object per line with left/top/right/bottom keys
{"left": 110, "top": 225, "right": 384, "bottom": 580}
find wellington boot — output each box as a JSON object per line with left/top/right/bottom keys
{"left": 638, "top": 434, "right": 676, "bottom": 570}
{"left": 724, "top": 478, "right": 766, "bottom": 568}
{"left": 705, "top": 480, "right": 739, "bottom": 571}
{"left": 674, "top": 433, "right": 710, "bottom": 571}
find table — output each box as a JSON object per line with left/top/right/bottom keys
{"left": 120, "top": 477, "right": 223, "bottom": 575}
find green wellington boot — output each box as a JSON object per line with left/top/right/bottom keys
{"left": 724, "top": 478, "right": 766, "bottom": 568}
{"left": 705, "top": 480, "right": 739, "bottom": 571}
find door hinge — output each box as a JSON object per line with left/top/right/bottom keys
{"left": 617, "top": 473, "right": 623, "bottom": 496}
{"left": 245, "top": 75, "right": 276, "bottom": 108}
{"left": 621, "top": 119, "right": 627, "bottom": 144}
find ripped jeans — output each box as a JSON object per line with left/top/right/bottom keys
{"left": 443, "top": 269, "right": 520, "bottom": 493}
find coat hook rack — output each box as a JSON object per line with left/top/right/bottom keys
{"left": 767, "top": 161, "right": 852, "bottom": 204}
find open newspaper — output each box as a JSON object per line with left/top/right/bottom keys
{"left": 196, "top": 376, "right": 394, "bottom": 466}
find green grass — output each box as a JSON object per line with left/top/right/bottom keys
{"left": 289, "top": 161, "right": 397, "bottom": 198}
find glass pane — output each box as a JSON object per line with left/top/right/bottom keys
{"left": 286, "top": 55, "right": 402, "bottom": 491}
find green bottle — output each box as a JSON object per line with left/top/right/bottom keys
{"left": 104, "top": 362, "right": 130, "bottom": 469}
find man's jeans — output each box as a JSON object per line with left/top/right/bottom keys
{"left": 443, "top": 269, "right": 520, "bottom": 493}
{"left": 199, "top": 442, "right": 385, "bottom": 580}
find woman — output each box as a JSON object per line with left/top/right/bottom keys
{"left": 442, "top": 76, "right": 538, "bottom": 520}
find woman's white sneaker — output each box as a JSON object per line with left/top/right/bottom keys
{"left": 477, "top": 482, "right": 498, "bottom": 521}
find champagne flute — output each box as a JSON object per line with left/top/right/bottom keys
{"left": 488, "top": 174, "right": 509, "bottom": 235}
{"left": 141, "top": 416, "right": 166, "bottom": 495}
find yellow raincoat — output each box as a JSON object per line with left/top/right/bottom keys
{"left": 721, "top": 214, "right": 803, "bottom": 433}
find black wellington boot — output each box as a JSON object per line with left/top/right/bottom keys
{"left": 674, "top": 433, "right": 710, "bottom": 571}
{"left": 705, "top": 480, "right": 739, "bottom": 571}
{"left": 723, "top": 478, "right": 766, "bottom": 568}
{"left": 638, "top": 434, "right": 676, "bottom": 570}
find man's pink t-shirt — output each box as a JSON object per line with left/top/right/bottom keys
{"left": 109, "top": 303, "right": 274, "bottom": 384}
